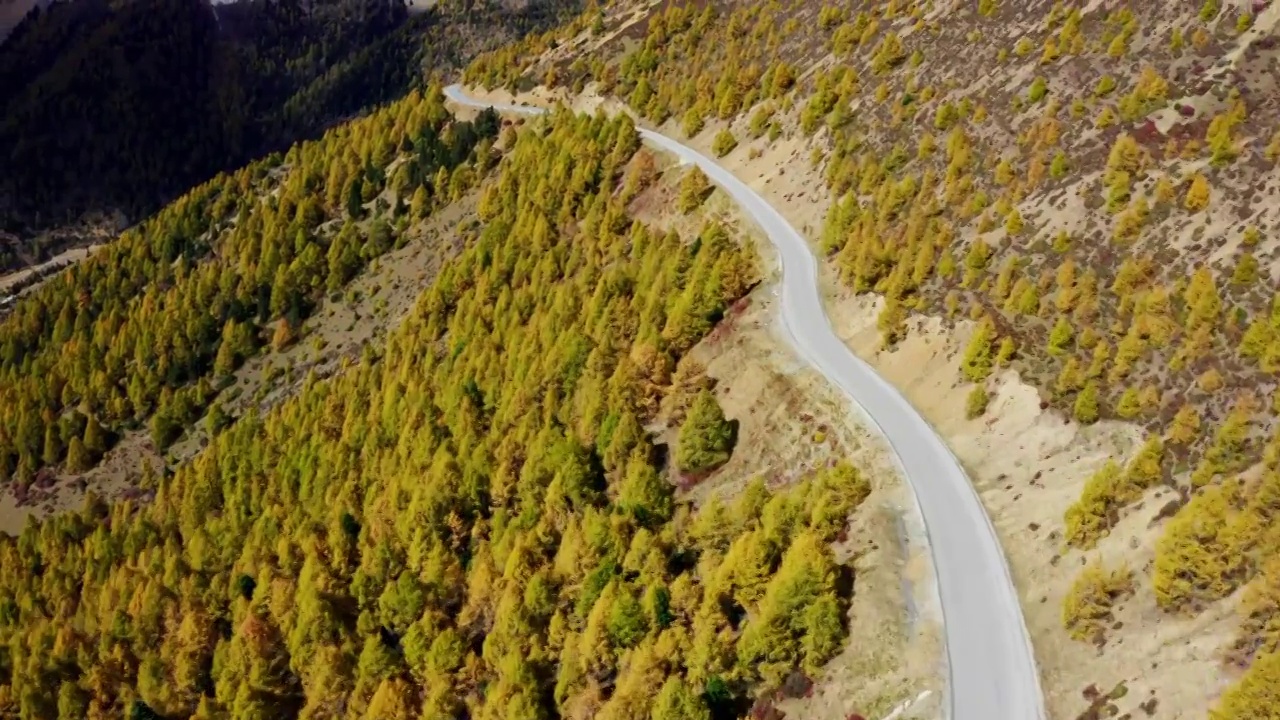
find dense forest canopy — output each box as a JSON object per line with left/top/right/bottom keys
{"left": 0, "top": 104, "right": 869, "bottom": 720}
{"left": 0, "top": 0, "right": 581, "bottom": 245}
{"left": 0, "top": 82, "right": 499, "bottom": 485}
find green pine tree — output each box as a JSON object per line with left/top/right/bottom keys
{"left": 676, "top": 390, "right": 735, "bottom": 473}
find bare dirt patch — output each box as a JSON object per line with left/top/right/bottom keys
{"left": 671, "top": 273, "right": 944, "bottom": 720}
{"left": 0, "top": 431, "right": 160, "bottom": 535}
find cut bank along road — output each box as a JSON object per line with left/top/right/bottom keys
{"left": 444, "top": 84, "right": 1047, "bottom": 720}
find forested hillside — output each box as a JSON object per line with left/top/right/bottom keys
{"left": 460, "top": 0, "right": 1280, "bottom": 715}
{"left": 0, "top": 105, "right": 873, "bottom": 720}
{"left": 0, "top": 0, "right": 580, "bottom": 268}
{"left": 0, "top": 83, "right": 497, "bottom": 487}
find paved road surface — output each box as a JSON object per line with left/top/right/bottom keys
{"left": 444, "top": 84, "right": 1047, "bottom": 720}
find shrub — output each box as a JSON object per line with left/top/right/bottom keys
{"left": 1198, "top": 367, "right": 1224, "bottom": 392}
{"left": 1115, "top": 387, "right": 1141, "bottom": 419}
{"left": 1184, "top": 173, "right": 1211, "bottom": 212}
{"left": 1040, "top": 37, "right": 1060, "bottom": 64}
{"left": 1055, "top": 357, "right": 1083, "bottom": 395}
{"left": 271, "top": 318, "right": 298, "bottom": 351}
{"left": 712, "top": 130, "right": 738, "bottom": 158}
{"left": 1028, "top": 77, "right": 1049, "bottom": 103}
{"left": 1062, "top": 561, "right": 1134, "bottom": 642}
{"left": 1232, "top": 253, "right": 1259, "bottom": 286}
{"left": 1048, "top": 316, "right": 1074, "bottom": 356}
{"left": 933, "top": 103, "right": 959, "bottom": 130}
{"left": 1095, "top": 106, "right": 1118, "bottom": 129}
{"left": 1074, "top": 380, "right": 1100, "bottom": 424}
{"left": 1049, "top": 151, "right": 1069, "bottom": 178}
{"left": 682, "top": 107, "right": 705, "bottom": 138}
{"left": 748, "top": 105, "right": 774, "bottom": 138}
{"left": 871, "top": 32, "right": 906, "bottom": 73}
{"left": 1005, "top": 208, "right": 1025, "bottom": 235}
{"left": 1107, "top": 34, "right": 1127, "bottom": 58}
{"left": 966, "top": 386, "right": 990, "bottom": 419}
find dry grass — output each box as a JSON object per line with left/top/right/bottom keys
{"left": 0, "top": 431, "right": 159, "bottom": 535}
{"left": 680, "top": 262, "right": 945, "bottom": 720}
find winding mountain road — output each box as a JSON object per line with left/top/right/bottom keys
{"left": 445, "top": 84, "right": 1047, "bottom": 720}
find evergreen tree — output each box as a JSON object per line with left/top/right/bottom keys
{"left": 652, "top": 677, "right": 710, "bottom": 720}
{"left": 678, "top": 167, "right": 711, "bottom": 214}
{"left": 347, "top": 176, "right": 366, "bottom": 219}
{"left": 960, "top": 319, "right": 996, "bottom": 382}
{"left": 676, "top": 390, "right": 735, "bottom": 473}
{"left": 1074, "top": 381, "right": 1100, "bottom": 424}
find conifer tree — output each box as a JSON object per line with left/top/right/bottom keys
{"left": 652, "top": 676, "right": 710, "bottom": 720}
{"left": 960, "top": 319, "right": 996, "bottom": 382}
{"left": 676, "top": 390, "right": 735, "bottom": 473}
{"left": 1074, "top": 380, "right": 1100, "bottom": 424}
{"left": 678, "top": 167, "right": 711, "bottom": 214}
{"left": 1185, "top": 173, "right": 1211, "bottom": 212}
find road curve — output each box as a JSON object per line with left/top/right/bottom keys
{"left": 444, "top": 84, "right": 1047, "bottom": 720}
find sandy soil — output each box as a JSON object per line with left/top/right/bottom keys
{"left": 707, "top": 90, "right": 1244, "bottom": 715}
{"left": 689, "top": 284, "right": 944, "bottom": 720}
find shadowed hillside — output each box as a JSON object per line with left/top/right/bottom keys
{"left": 0, "top": 0, "right": 577, "bottom": 269}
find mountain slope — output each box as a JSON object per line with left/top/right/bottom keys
{"left": 458, "top": 0, "right": 1280, "bottom": 716}
{"left": 0, "top": 103, "right": 894, "bottom": 720}
{"left": 0, "top": 0, "right": 578, "bottom": 265}
{"left": 447, "top": 83, "right": 1043, "bottom": 719}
